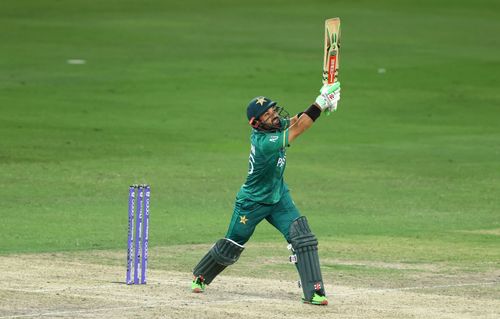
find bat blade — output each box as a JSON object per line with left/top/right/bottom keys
{"left": 322, "top": 18, "right": 341, "bottom": 85}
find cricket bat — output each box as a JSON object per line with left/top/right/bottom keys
{"left": 323, "top": 18, "right": 341, "bottom": 85}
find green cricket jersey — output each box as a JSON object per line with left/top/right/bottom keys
{"left": 237, "top": 120, "right": 291, "bottom": 204}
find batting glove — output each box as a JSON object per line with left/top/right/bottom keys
{"left": 315, "top": 82, "right": 341, "bottom": 112}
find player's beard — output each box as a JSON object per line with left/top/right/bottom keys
{"left": 272, "top": 116, "right": 281, "bottom": 128}
{"left": 258, "top": 106, "right": 290, "bottom": 132}
{"left": 259, "top": 118, "right": 279, "bottom": 131}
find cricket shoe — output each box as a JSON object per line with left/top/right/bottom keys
{"left": 302, "top": 291, "right": 328, "bottom": 306}
{"left": 191, "top": 275, "right": 206, "bottom": 293}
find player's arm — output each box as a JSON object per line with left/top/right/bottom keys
{"left": 288, "top": 109, "right": 317, "bottom": 143}
{"left": 288, "top": 113, "right": 304, "bottom": 128}
{"left": 288, "top": 82, "right": 341, "bottom": 143}
{"left": 289, "top": 114, "right": 299, "bottom": 126}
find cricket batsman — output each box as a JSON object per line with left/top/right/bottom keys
{"left": 191, "top": 82, "right": 341, "bottom": 305}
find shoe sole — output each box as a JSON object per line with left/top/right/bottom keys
{"left": 192, "top": 288, "right": 204, "bottom": 293}
{"left": 303, "top": 300, "right": 328, "bottom": 306}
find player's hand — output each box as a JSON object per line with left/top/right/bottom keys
{"left": 315, "top": 82, "right": 341, "bottom": 112}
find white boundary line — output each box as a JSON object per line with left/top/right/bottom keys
{"left": 0, "top": 281, "right": 497, "bottom": 318}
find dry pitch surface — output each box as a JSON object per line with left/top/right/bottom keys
{"left": 1, "top": 245, "right": 499, "bottom": 319}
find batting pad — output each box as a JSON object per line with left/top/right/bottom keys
{"left": 289, "top": 216, "right": 325, "bottom": 300}
{"left": 193, "top": 238, "right": 244, "bottom": 284}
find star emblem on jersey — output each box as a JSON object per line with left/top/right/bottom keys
{"left": 239, "top": 215, "right": 248, "bottom": 224}
{"left": 256, "top": 97, "right": 266, "bottom": 106}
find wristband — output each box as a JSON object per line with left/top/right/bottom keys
{"left": 304, "top": 104, "right": 321, "bottom": 122}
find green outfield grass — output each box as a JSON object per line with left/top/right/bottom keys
{"left": 0, "top": 0, "right": 499, "bottom": 272}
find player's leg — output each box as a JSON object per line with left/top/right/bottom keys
{"left": 265, "top": 191, "right": 300, "bottom": 242}
{"left": 191, "top": 199, "right": 270, "bottom": 292}
{"left": 266, "top": 191, "right": 327, "bottom": 305}
{"left": 226, "top": 199, "right": 270, "bottom": 245}
{"left": 191, "top": 237, "right": 244, "bottom": 292}
{"left": 289, "top": 216, "right": 327, "bottom": 305}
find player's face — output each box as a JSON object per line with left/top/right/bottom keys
{"left": 259, "top": 107, "right": 281, "bottom": 128}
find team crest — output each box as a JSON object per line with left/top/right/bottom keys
{"left": 240, "top": 215, "right": 248, "bottom": 224}
{"left": 256, "top": 97, "right": 266, "bottom": 106}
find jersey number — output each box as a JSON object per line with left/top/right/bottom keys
{"left": 248, "top": 154, "right": 255, "bottom": 174}
{"left": 248, "top": 145, "right": 256, "bottom": 175}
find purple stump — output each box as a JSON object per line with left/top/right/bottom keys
{"left": 133, "top": 186, "right": 143, "bottom": 284}
{"left": 141, "top": 185, "right": 150, "bottom": 284}
{"left": 126, "top": 186, "right": 135, "bottom": 284}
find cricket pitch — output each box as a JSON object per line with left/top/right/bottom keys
{"left": 0, "top": 246, "right": 498, "bottom": 319}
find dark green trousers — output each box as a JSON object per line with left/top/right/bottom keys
{"left": 225, "top": 191, "right": 301, "bottom": 245}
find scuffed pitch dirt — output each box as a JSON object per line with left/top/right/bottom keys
{"left": 0, "top": 249, "right": 499, "bottom": 319}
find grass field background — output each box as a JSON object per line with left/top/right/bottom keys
{"left": 0, "top": 0, "right": 499, "bottom": 277}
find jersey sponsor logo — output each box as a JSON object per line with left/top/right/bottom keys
{"left": 269, "top": 135, "right": 279, "bottom": 142}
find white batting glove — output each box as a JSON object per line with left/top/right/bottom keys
{"left": 315, "top": 82, "right": 341, "bottom": 112}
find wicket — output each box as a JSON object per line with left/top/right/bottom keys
{"left": 126, "top": 184, "right": 150, "bottom": 284}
